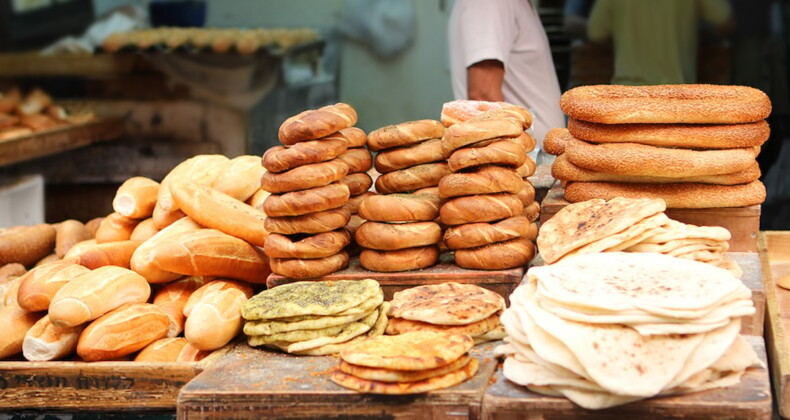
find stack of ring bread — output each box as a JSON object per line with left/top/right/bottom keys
{"left": 334, "top": 126, "right": 375, "bottom": 218}
{"left": 1, "top": 153, "right": 273, "bottom": 361}
{"left": 546, "top": 84, "right": 772, "bottom": 208}
{"left": 262, "top": 103, "right": 362, "bottom": 279}
{"left": 438, "top": 103, "right": 539, "bottom": 270}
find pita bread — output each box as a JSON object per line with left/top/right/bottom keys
{"left": 388, "top": 283, "right": 505, "bottom": 325}
{"left": 290, "top": 302, "right": 390, "bottom": 356}
{"left": 385, "top": 312, "right": 501, "bottom": 337}
{"left": 639, "top": 219, "right": 731, "bottom": 243}
{"left": 339, "top": 355, "right": 472, "bottom": 383}
{"left": 341, "top": 331, "right": 474, "bottom": 370}
{"left": 558, "top": 213, "right": 670, "bottom": 261}
{"left": 474, "top": 324, "right": 507, "bottom": 344}
{"left": 330, "top": 357, "right": 479, "bottom": 394}
{"left": 536, "top": 197, "right": 666, "bottom": 263}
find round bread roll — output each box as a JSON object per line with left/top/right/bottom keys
{"left": 260, "top": 159, "right": 348, "bottom": 194}
{"left": 278, "top": 103, "right": 358, "bottom": 145}
{"left": 335, "top": 127, "right": 368, "bottom": 148}
{"left": 359, "top": 246, "right": 439, "bottom": 272}
{"left": 270, "top": 251, "right": 350, "bottom": 279}
{"left": 440, "top": 193, "right": 523, "bottom": 226}
{"left": 567, "top": 118, "right": 770, "bottom": 149}
{"left": 346, "top": 191, "right": 376, "bottom": 214}
{"left": 447, "top": 139, "right": 527, "bottom": 172}
{"left": 516, "top": 181, "right": 536, "bottom": 206}
{"left": 262, "top": 139, "right": 348, "bottom": 173}
{"left": 340, "top": 172, "right": 374, "bottom": 196}
{"left": 516, "top": 158, "right": 537, "bottom": 178}
{"left": 264, "top": 229, "right": 351, "bottom": 259}
{"left": 336, "top": 147, "right": 373, "bottom": 174}
{"left": 355, "top": 221, "right": 442, "bottom": 250}
{"left": 438, "top": 166, "right": 524, "bottom": 198}
{"left": 444, "top": 216, "right": 531, "bottom": 250}
{"left": 442, "top": 118, "right": 523, "bottom": 155}
{"left": 374, "top": 139, "right": 448, "bottom": 173}
{"left": 263, "top": 182, "right": 350, "bottom": 217}
{"left": 560, "top": 84, "right": 772, "bottom": 124}
{"left": 358, "top": 193, "right": 441, "bottom": 222}
{"left": 367, "top": 119, "right": 445, "bottom": 151}
{"left": 454, "top": 237, "right": 535, "bottom": 270}
{"left": 264, "top": 206, "right": 352, "bottom": 235}
{"left": 375, "top": 162, "right": 451, "bottom": 194}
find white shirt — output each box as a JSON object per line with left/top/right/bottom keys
{"left": 448, "top": 0, "right": 565, "bottom": 150}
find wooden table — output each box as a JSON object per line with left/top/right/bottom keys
{"left": 761, "top": 231, "right": 790, "bottom": 418}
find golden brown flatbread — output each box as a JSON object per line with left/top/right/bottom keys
{"left": 385, "top": 312, "right": 502, "bottom": 337}
{"left": 341, "top": 331, "right": 474, "bottom": 370}
{"left": 330, "top": 357, "right": 479, "bottom": 394}
{"left": 339, "top": 355, "right": 472, "bottom": 383}
{"left": 388, "top": 282, "right": 505, "bottom": 325}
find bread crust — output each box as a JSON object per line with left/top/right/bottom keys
{"left": 264, "top": 206, "right": 352, "bottom": 235}
{"left": 336, "top": 147, "right": 373, "bottom": 173}
{"left": 262, "top": 139, "right": 347, "bottom": 173}
{"left": 359, "top": 246, "right": 439, "bottom": 272}
{"left": 358, "top": 193, "right": 441, "bottom": 222}
{"left": 444, "top": 216, "right": 531, "bottom": 250}
{"left": 260, "top": 159, "right": 348, "bottom": 194}
{"left": 355, "top": 221, "right": 442, "bottom": 250}
{"left": 374, "top": 162, "right": 451, "bottom": 194}
{"left": 454, "top": 237, "right": 535, "bottom": 270}
{"left": 564, "top": 180, "right": 767, "bottom": 208}
{"left": 278, "top": 103, "right": 358, "bottom": 144}
{"left": 374, "top": 139, "right": 449, "bottom": 173}
{"left": 440, "top": 193, "right": 524, "bottom": 226}
{"left": 439, "top": 166, "right": 524, "bottom": 198}
{"left": 270, "top": 251, "right": 350, "bottom": 279}
{"left": 442, "top": 119, "right": 523, "bottom": 154}
{"left": 265, "top": 229, "right": 351, "bottom": 259}
{"left": 448, "top": 139, "right": 527, "bottom": 172}
{"left": 367, "top": 119, "right": 445, "bottom": 151}
{"left": 263, "top": 182, "right": 350, "bottom": 217}
{"left": 341, "top": 172, "right": 373, "bottom": 196}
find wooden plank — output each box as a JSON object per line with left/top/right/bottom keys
{"left": 541, "top": 184, "right": 761, "bottom": 252}
{"left": 730, "top": 252, "right": 766, "bottom": 336}
{"left": 177, "top": 341, "right": 500, "bottom": 420}
{"left": 267, "top": 253, "right": 525, "bottom": 304}
{"left": 0, "top": 118, "right": 124, "bottom": 167}
{"left": 481, "top": 336, "right": 772, "bottom": 420}
{"left": 0, "top": 53, "right": 140, "bottom": 77}
{"left": 761, "top": 231, "right": 790, "bottom": 418}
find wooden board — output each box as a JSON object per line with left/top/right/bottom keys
{"left": 730, "top": 252, "right": 767, "bottom": 336}
{"left": 177, "top": 342, "right": 500, "bottom": 419}
{"left": 761, "top": 231, "right": 790, "bottom": 418}
{"left": 267, "top": 253, "right": 525, "bottom": 304}
{"left": 0, "top": 118, "right": 124, "bottom": 167}
{"left": 0, "top": 53, "right": 140, "bottom": 77}
{"left": 482, "top": 335, "right": 772, "bottom": 420}
{"left": 540, "top": 185, "right": 761, "bottom": 252}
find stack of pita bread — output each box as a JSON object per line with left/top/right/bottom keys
{"left": 385, "top": 283, "right": 507, "bottom": 344}
{"left": 331, "top": 331, "right": 479, "bottom": 394}
{"left": 538, "top": 197, "right": 740, "bottom": 277}
{"left": 497, "top": 252, "right": 763, "bottom": 410}
{"left": 240, "top": 279, "right": 388, "bottom": 355}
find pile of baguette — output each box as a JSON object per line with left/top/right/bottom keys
{"left": 0, "top": 87, "right": 95, "bottom": 142}
{"left": 0, "top": 153, "right": 272, "bottom": 362}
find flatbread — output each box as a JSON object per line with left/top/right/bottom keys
{"left": 241, "top": 279, "right": 382, "bottom": 320}
{"left": 385, "top": 312, "right": 502, "bottom": 337}
{"left": 330, "top": 357, "right": 479, "bottom": 394}
{"left": 243, "top": 310, "right": 372, "bottom": 336}
{"left": 639, "top": 219, "right": 731, "bottom": 243}
{"left": 536, "top": 197, "right": 666, "bottom": 263}
{"left": 474, "top": 324, "right": 507, "bottom": 344}
{"left": 388, "top": 282, "right": 505, "bottom": 325}
{"left": 339, "top": 355, "right": 472, "bottom": 383}
{"left": 558, "top": 213, "right": 670, "bottom": 261}
{"left": 340, "top": 331, "right": 474, "bottom": 370}
{"left": 291, "top": 302, "right": 391, "bottom": 356}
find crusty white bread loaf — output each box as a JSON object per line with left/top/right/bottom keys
{"left": 438, "top": 165, "right": 524, "bottom": 198}
{"left": 264, "top": 230, "right": 351, "bottom": 259}
{"left": 183, "top": 280, "right": 253, "bottom": 350}
{"left": 63, "top": 240, "right": 141, "bottom": 270}
{"left": 153, "top": 276, "right": 207, "bottom": 337}
{"left": 264, "top": 206, "right": 352, "bottom": 235}
{"left": 0, "top": 263, "right": 26, "bottom": 301}
{"left": 454, "top": 237, "right": 535, "bottom": 270}
{"left": 262, "top": 139, "right": 348, "bottom": 173}
{"left": 0, "top": 224, "right": 56, "bottom": 267}
{"left": 176, "top": 342, "right": 213, "bottom": 362}
{"left": 263, "top": 182, "right": 350, "bottom": 217}
{"left": 355, "top": 221, "right": 442, "bottom": 250}
{"left": 130, "top": 218, "right": 159, "bottom": 242}
{"left": 151, "top": 229, "right": 271, "bottom": 284}
{"left": 84, "top": 217, "right": 104, "bottom": 237}
{"left": 269, "top": 251, "right": 350, "bottom": 279}
{"left": 440, "top": 193, "right": 524, "bottom": 226}
{"left": 260, "top": 158, "right": 349, "bottom": 194}
{"left": 77, "top": 303, "right": 170, "bottom": 361}
{"left": 171, "top": 181, "right": 268, "bottom": 247}
{"left": 23, "top": 314, "right": 85, "bottom": 361}
{"left": 182, "top": 280, "right": 253, "bottom": 318}
{"left": 373, "top": 138, "right": 449, "bottom": 173}
{"left": 94, "top": 212, "right": 141, "bottom": 244}
{"left": 112, "top": 176, "right": 160, "bottom": 219}
{"left": 357, "top": 193, "right": 441, "bottom": 222}
{"left": 34, "top": 254, "right": 60, "bottom": 267}
{"left": 278, "top": 103, "right": 358, "bottom": 145}
{"left": 359, "top": 245, "right": 439, "bottom": 272}
{"left": 152, "top": 203, "right": 186, "bottom": 230}
{"left": 245, "top": 189, "right": 271, "bottom": 212}
{"left": 134, "top": 337, "right": 188, "bottom": 362}
{"left": 3, "top": 276, "right": 23, "bottom": 307}
{"left": 367, "top": 119, "right": 445, "bottom": 151}
{"left": 0, "top": 304, "right": 44, "bottom": 359}
{"left": 444, "top": 216, "right": 532, "bottom": 250}
{"left": 130, "top": 217, "right": 202, "bottom": 283}
{"left": 157, "top": 154, "right": 229, "bottom": 213}
{"left": 54, "top": 220, "right": 92, "bottom": 258}
{"left": 17, "top": 261, "right": 90, "bottom": 312}
{"left": 49, "top": 266, "right": 151, "bottom": 328}
{"left": 212, "top": 155, "right": 266, "bottom": 202}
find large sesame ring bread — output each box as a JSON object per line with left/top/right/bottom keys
{"left": 359, "top": 246, "right": 439, "bottom": 272}
{"left": 270, "top": 251, "right": 350, "bottom": 279}
{"left": 567, "top": 118, "right": 770, "bottom": 149}
{"left": 264, "top": 229, "right": 351, "bottom": 259}
{"left": 453, "top": 237, "right": 535, "bottom": 270}
{"left": 447, "top": 139, "right": 527, "bottom": 172}
{"left": 374, "top": 162, "right": 451, "bottom": 194}
{"left": 564, "top": 180, "right": 767, "bottom": 208}
{"left": 560, "top": 84, "right": 771, "bottom": 124}
{"left": 261, "top": 139, "right": 348, "bottom": 173}
{"left": 263, "top": 182, "right": 350, "bottom": 217}
{"left": 278, "top": 103, "right": 358, "bottom": 145}
{"left": 543, "top": 128, "right": 571, "bottom": 156}
{"left": 438, "top": 166, "right": 524, "bottom": 198}
{"left": 444, "top": 215, "right": 531, "bottom": 250}
{"left": 358, "top": 193, "right": 441, "bottom": 222}
{"left": 367, "top": 119, "right": 445, "bottom": 151}
{"left": 260, "top": 159, "right": 348, "bottom": 194}
{"left": 439, "top": 193, "right": 524, "bottom": 226}
{"left": 355, "top": 221, "right": 442, "bottom": 250}
{"left": 340, "top": 172, "right": 373, "bottom": 196}
{"left": 441, "top": 119, "right": 523, "bottom": 155}
{"left": 264, "top": 206, "right": 351, "bottom": 234}
{"left": 374, "top": 139, "right": 449, "bottom": 173}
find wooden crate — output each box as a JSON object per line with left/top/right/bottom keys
{"left": 481, "top": 336, "right": 772, "bottom": 420}
{"left": 762, "top": 231, "right": 790, "bottom": 418}
{"left": 177, "top": 342, "right": 500, "bottom": 419}
{"left": 267, "top": 253, "right": 526, "bottom": 304}
{"left": 540, "top": 185, "right": 761, "bottom": 252}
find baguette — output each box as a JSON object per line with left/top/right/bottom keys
{"left": 130, "top": 217, "right": 202, "bottom": 284}
{"left": 23, "top": 315, "right": 85, "bottom": 361}
{"left": 183, "top": 280, "right": 253, "bottom": 350}
{"left": 77, "top": 303, "right": 169, "bottom": 361}
{"left": 0, "top": 304, "right": 44, "bottom": 359}
{"left": 17, "top": 261, "right": 90, "bottom": 312}
{"left": 3, "top": 275, "right": 24, "bottom": 306}
{"left": 130, "top": 218, "right": 159, "bottom": 242}
{"left": 157, "top": 154, "right": 230, "bottom": 213}
{"left": 49, "top": 266, "right": 151, "bottom": 328}
{"left": 85, "top": 217, "right": 104, "bottom": 237}
{"left": 94, "top": 212, "right": 141, "bottom": 243}
{"left": 246, "top": 189, "right": 270, "bottom": 212}
{"left": 213, "top": 155, "right": 266, "bottom": 202}
{"left": 153, "top": 276, "right": 208, "bottom": 337}
{"left": 0, "top": 224, "right": 56, "bottom": 267}
{"left": 134, "top": 337, "right": 188, "bottom": 362}
{"left": 112, "top": 177, "right": 160, "bottom": 219}
{"left": 64, "top": 240, "right": 141, "bottom": 270}
{"left": 34, "top": 253, "right": 60, "bottom": 267}
{"left": 177, "top": 342, "right": 213, "bottom": 362}
{"left": 152, "top": 203, "right": 186, "bottom": 230}
{"left": 0, "top": 263, "right": 26, "bottom": 301}
{"left": 54, "top": 220, "right": 92, "bottom": 258}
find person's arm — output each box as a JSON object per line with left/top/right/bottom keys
{"left": 467, "top": 59, "right": 505, "bottom": 101}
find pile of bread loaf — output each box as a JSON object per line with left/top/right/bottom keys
{"left": 261, "top": 103, "right": 363, "bottom": 279}
{"left": 545, "top": 84, "right": 771, "bottom": 208}
{"left": 0, "top": 86, "right": 95, "bottom": 141}
{"left": 0, "top": 153, "right": 273, "bottom": 361}
{"left": 437, "top": 101, "right": 540, "bottom": 270}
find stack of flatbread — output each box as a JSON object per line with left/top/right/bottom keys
{"left": 331, "top": 331, "right": 479, "bottom": 394}
{"left": 240, "top": 279, "right": 388, "bottom": 355}
{"left": 538, "top": 197, "right": 740, "bottom": 277}
{"left": 497, "top": 252, "right": 763, "bottom": 410}
{"left": 385, "top": 283, "right": 507, "bottom": 344}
